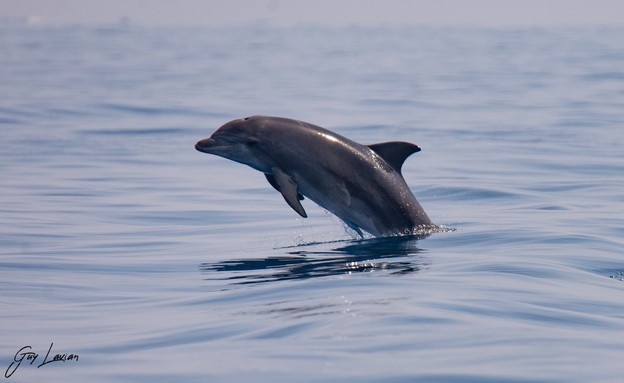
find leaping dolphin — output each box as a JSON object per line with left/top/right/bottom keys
{"left": 195, "top": 116, "right": 433, "bottom": 237}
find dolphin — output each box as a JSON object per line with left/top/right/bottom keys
{"left": 195, "top": 116, "right": 433, "bottom": 237}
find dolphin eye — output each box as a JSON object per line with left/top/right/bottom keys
{"left": 247, "top": 139, "right": 258, "bottom": 146}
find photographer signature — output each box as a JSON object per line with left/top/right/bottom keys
{"left": 5, "top": 343, "right": 79, "bottom": 378}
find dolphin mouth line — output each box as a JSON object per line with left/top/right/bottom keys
{"left": 195, "top": 138, "right": 216, "bottom": 153}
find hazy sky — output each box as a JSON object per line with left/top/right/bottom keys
{"left": 2, "top": 0, "right": 624, "bottom": 27}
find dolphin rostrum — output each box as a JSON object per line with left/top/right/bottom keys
{"left": 195, "top": 116, "right": 433, "bottom": 237}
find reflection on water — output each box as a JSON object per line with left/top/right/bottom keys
{"left": 200, "top": 235, "right": 428, "bottom": 284}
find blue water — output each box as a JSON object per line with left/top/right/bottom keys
{"left": 1, "top": 23, "right": 624, "bottom": 382}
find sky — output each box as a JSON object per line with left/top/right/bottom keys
{"left": 2, "top": 0, "right": 624, "bottom": 27}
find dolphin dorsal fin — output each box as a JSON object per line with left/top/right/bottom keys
{"left": 367, "top": 142, "right": 421, "bottom": 174}
{"left": 268, "top": 167, "right": 307, "bottom": 218}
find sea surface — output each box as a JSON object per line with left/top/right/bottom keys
{"left": 1, "top": 22, "right": 624, "bottom": 382}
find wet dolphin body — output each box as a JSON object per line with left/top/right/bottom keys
{"left": 195, "top": 116, "right": 433, "bottom": 237}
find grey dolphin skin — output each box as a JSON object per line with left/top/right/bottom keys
{"left": 195, "top": 116, "right": 433, "bottom": 237}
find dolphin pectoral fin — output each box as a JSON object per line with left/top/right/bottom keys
{"left": 265, "top": 173, "right": 278, "bottom": 191}
{"left": 367, "top": 142, "right": 421, "bottom": 174}
{"left": 271, "top": 168, "right": 307, "bottom": 218}
{"left": 265, "top": 174, "right": 304, "bottom": 200}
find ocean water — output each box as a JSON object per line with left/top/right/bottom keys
{"left": 1, "top": 23, "right": 624, "bottom": 382}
